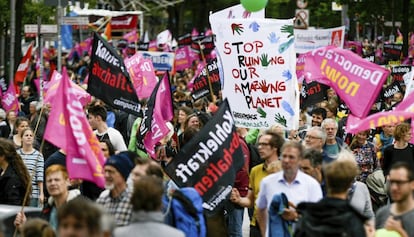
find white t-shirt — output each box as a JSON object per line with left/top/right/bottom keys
{"left": 95, "top": 127, "right": 127, "bottom": 152}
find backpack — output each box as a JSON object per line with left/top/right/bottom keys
{"left": 247, "top": 143, "right": 263, "bottom": 172}
{"left": 164, "top": 187, "right": 206, "bottom": 237}
{"left": 365, "top": 169, "right": 389, "bottom": 212}
{"left": 295, "top": 201, "right": 366, "bottom": 237}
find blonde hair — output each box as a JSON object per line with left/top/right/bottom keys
{"left": 45, "top": 164, "right": 68, "bottom": 180}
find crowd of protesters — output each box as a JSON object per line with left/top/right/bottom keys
{"left": 0, "top": 33, "right": 412, "bottom": 237}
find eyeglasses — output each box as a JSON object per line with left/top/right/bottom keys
{"left": 305, "top": 135, "right": 321, "bottom": 140}
{"left": 388, "top": 180, "right": 412, "bottom": 186}
{"left": 258, "top": 142, "right": 271, "bottom": 147}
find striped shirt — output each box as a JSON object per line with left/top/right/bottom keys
{"left": 17, "top": 148, "right": 44, "bottom": 198}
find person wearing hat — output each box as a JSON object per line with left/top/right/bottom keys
{"left": 97, "top": 153, "right": 135, "bottom": 226}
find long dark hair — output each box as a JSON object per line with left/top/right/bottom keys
{"left": 0, "top": 138, "right": 31, "bottom": 205}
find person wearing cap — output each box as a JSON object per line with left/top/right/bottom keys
{"left": 97, "top": 153, "right": 135, "bottom": 226}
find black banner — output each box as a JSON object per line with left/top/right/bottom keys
{"left": 391, "top": 65, "right": 411, "bottom": 83}
{"left": 300, "top": 81, "right": 329, "bottom": 109}
{"left": 383, "top": 44, "right": 403, "bottom": 62}
{"left": 191, "top": 58, "right": 221, "bottom": 100}
{"left": 178, "top": 33, "right": 192, "bottom": 47}
{"left": 382, "top": 80, "right": 403, "bottom": 99}
{"left": 87, "top": 32, "right": 140, "bottom": 115}
{"left": 137, "top": 42, "right": 149, "bottom": 51}
{"left": 164, "top": 99, "right": 244, "bottom": 215}
{"left": 191, "top": 35, "right": 215, "bottom": 55}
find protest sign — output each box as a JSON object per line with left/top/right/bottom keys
{"left": 124, "top": 52, "right": 158, "bottom": 99}
{"left": 164, "top": 99, "right": 244, "bottom": 215}
{"left": 210, "top": 16, "right": 299, "bottom": 129}
{"left": 191, "top": 58, "right": 221, "bottom": 100}
{"left": 295, "top": 26, "right": 345, "bottom": 54}
{"left": 87, "top": 32, "right": 140, "bottom": 115}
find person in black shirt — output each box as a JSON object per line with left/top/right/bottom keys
{"left": 382, "top": 123, "right": 414, "bottom": 177}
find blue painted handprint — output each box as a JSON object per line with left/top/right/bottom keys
{"left": 268, "top": 32, "right": 280, "bottom": 44}
{"left": 279, "top": 38, "right": 294, "bottom": 53}
{"left": 282, "top": 70, "right": 292, "bottom": 81}
{"left": 281, "top": 100, "right": 295, "bottom": 116}
{"left": 249, "top": 22, "right": 260, "bottom": 32}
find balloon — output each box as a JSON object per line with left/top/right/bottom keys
{"left": 241, "top": 0, "right": 268, "bottom": 12}
{"left": 375, "top": 229, "right": 401, "bottom": 237}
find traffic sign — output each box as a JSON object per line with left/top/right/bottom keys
{"left": 62, "top": 16, "right": 89, "bottom": 25}
{"left": 295, "top": 9, "right": 309, "bottom": 29}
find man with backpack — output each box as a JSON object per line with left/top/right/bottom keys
{"left": 294, "top": 156, "right": 370, "bottom": 237}
{"left": 115, "top": 176, "right": 185, "bottom": 237}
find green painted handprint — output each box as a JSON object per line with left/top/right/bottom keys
{"left": 260, "top": 54, "right": 270, "bottom": 67}
{"left": 274, "top": 113, "right": 287, "bottom": 127}
{"left": 257, "top": 107, "right": 267, "bottom": 118}
{"left": 281, "top": 25, "right": 294, "bottom": 38}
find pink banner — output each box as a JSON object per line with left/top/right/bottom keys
{"left": 144, "top": 73, "right": 174, "bottom": 158}
{"left": 148, "top": 40, "right": 158, "bottom": 51}
{"left": 344, "top": 41, "right": 363, "bottom": 56}
{"left": 303, "top": 46, "right": 389, "bottom": 118}
{"left": 2, "top": 82, "right": 19, "bottom": 114}
{"left": 174, "top": 46, "right": 193, "bottom": 71}
{"left": 296, "top": 53, "right": 306, "bottom": 83}
{"left": 44, "top": 68, "right": 105, "bottom": 187}
{"left": 124, "top": 53, "right": 158, "bottom": 99}
{"left": 346, "top": 111, "right": 414, "bottom": 134}
{"left": 123, "top": 29, "right": 138, "bottom": 43}
{"left": 44, "top": 70, "right": 91, "bottom": 106}
{"left": 80, "top": 37, "right": 93, "bottom": 56}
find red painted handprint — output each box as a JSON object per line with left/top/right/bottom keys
{"left": 259, "top": 80, "right": 269, "bottom": 93}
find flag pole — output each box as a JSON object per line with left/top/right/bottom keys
{"left": 197, "top": 41, "right": 216, "bottom": 104}
{"left": 96, "top": 16, "right": 112, "bottom": 33}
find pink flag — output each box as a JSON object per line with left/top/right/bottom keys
{"left": 188, "top": 60, "right": 206, "bottom": 91}
{"left": 44, "top": 70, "right": 91, "bottom": 106}
{"left": 44, "top": 68, "right": 105, "bottom": 187}
{"left": 296, "top": 53, "right": 306, "bottom": 83}
{"left": 148, "top": 40, "right": 158, "bottom": 51}
{"left": 344, "top": 41, "right": 363, "bottom": 56}
{"left": 79, "top": 37, "right": 93, "bottom": 56}
{"left": 174, "top": 46, "right": 193, "bottom": 71}
{"left": 191, "top": 28, "right": 199, "bottom": 37}
{"left": 34, "top": 78, "right": 40, "bottom": 95}
{"left": 2, "top": 82, "right": 19, "bottom": 114}
{"left": 123, "top": 29, "right": 138, "bottom": 43}
{"left": 124, "top": 53, "right": 158, "bottom": 99}
{"left": 346, "top": 111, "right": 414, "bottom": 134}
{"left": 395, "top": 91, "right": 414, "bottom": 111}
{"left": 144, "top": 73, "right": 174, "bottom": 158}
{"left": 303, "top": 46, "right": 389, "bottom": 118}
